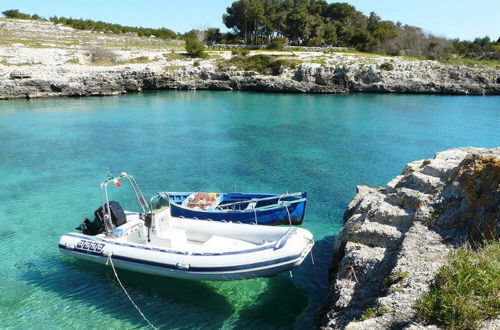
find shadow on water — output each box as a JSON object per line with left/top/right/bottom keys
{"left": 21, "top": 254, "right": 235, "bottom": 329}
{"left": 291, "top": 235, "right": 336, "bottom": 329}
{"left": 233, "top": 276, "right": 308, "bottom": 330}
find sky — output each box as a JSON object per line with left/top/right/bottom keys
{"left": 0, "top": 0, "right": 498, "bottom": 41}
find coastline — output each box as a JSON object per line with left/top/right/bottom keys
{"left": 1, "top": 19, "right": 499, "bottom": 100}
{"left": 2, "top": 59, "right": 499, "bottom": 100}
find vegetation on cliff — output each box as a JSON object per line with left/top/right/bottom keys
{"left": 221, "top": 0, "right": 499, "bottom": 61}
{"left": 416, "top": 241, "right": 500, "bottom": 330}
{"left": 184, "top": 32, "right": 208, "bottom": 58}
{"left": 3, "top": 5, "right": 499, "bottom": 63}
{"left": 1, "top": 9, "right": 177, "bottom": 40}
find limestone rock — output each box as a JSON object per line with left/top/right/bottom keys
{"left": 320, "top": 147, "right": 500, "bottom": 329}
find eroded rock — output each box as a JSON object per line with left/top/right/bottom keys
{"left": 320, "top": 147, "right": 500, "bottom": 329}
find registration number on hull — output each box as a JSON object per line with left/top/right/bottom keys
{"left": 75, "top": 240, "right": 105, "bottom": 253}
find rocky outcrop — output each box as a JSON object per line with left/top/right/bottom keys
{"left": 0, "top": 60, "right": 499, "bottom": 99}
{"left": 320, "top": 147, "right": 499, "bottom": 329}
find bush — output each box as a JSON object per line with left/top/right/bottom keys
{"left": 380, "top": 62, "right": 394, "bottom": 71}
{"left": 88, "top": 47, "right": 118, "bottom": 64}
{"left": 415, "top": 241, "right": 500, "bottom": 329}
{"left": 185, "top": 37, "right": 207, "bottom": 58}
{"left": 219, "top": 54, "right": 298, "bottom": 75}
{"left": 267, "top": 37, "right": 287, "bottom": 50}
{"left": 231, "top": 48, "right": 250, "bottom": 57}
{"left": 2, "top": 9, "right": 33, "bottom": 19}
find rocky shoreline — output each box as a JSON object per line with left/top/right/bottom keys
{"left": 319, "top": 147, "right": 499, "bottom": 329}
{"left": 1, "top": 60, "right": 500, "bottom": 100}
{"left": 1, "top": 18, "right": 499, "bottom": 99}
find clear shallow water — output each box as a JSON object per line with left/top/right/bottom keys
{"left": 0, "top": 91, "right": 498, "bottom": 329}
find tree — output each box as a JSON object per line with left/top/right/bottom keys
{"left": 2, "top": 9, "right": 33, "bottom": 19}
{"left": 367, "top": 12, "right": 380, "bottom": 32}
{"left": 205, "top": 28, "right": 222, "bottom": 45}
{"left": 223, "top": 0, "right": 250, "bottom": 43}
{"left": 185, "top": 32, "right": 207, "bottom": 58}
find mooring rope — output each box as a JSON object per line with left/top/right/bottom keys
{"left": 309, "top": 251, "right": 325, "bottom": 288}
{"left": 106, "top": 254, "right": 158, "bottom": 330}
{"left": 284, "top": 203, "right": 292, "bottom": 225}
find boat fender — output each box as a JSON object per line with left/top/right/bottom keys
{"left": 176, "top": 263, "right": 190, "bottom": 270}
{"left": 64, "top": 243, "right": 75, "bottom": 249}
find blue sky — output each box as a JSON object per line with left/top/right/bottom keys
{"left": 0, "top": 0, "right": 498, "bottom": 41}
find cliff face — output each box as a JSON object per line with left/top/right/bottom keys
{"left": 1, "top": 62, "right": 499, "bottom": 100}
{"left": 320, "top": 147, "right": 499, "bottom": 329}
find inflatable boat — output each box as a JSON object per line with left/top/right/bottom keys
{"left": 59, "top": 173, "right": 314, "bottom": 281}
{"left": 164, "top": 192, "right": 307, "bottom": 225}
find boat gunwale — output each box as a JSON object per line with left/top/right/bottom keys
{"left": 167, "top": 192, "right": 306, "bottom": 215}
{"left": 61, "top": 227, "right": 301, "bottom": 256}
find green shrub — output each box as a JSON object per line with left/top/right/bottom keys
{"left": 2, "top": 9, "right": 34, "bottom": 19}
{"left": 415, "top": 241, "right": 500, "bottom": 329}
{"left": 380, "top": 62, "right": 394, "bottom": 71}
{"left": 359, "top": 308, "right": 376, "bottom": 321}
{"left": 379, "top": 306, "right": 391, "bottom": 314}
{"left": 357, "top": 306, "right": 392, "bottom": 322}
{"left": 384, "top": 271, "right": 409, "bottom": 286}
{"left": 193, "top": 61, "right": 200, "bottom": 67}
{"left": 185, "top": 37, "right": 207, "bottom": 58}
{"left": 219, "top": 54, "right": 298, "bottom": 75}
{"left": 231, "top": 48, "right": 250, "bottom": 57}
{"left": 267, "top": 37, "right": 287, "bottom": 50}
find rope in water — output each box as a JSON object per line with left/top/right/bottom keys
{"left": 309, "top": 251, "right": 326, "bottom": 288}
{"left": 106, "top": 254, "right": 158, "bottom": 330}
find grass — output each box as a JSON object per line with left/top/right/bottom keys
{"left": 415, "top": 241, "right": 500, "bottom": 330}
{"left": 124, "top": 56, "right": 159, "bottom": 64}
{"left": 217, "top": 54, "right": 301, "bottom": 75}
{"left": 358, "top": 306, "right": 392, "bottom": 321}
{"left": 384, "top": 271, "right": 410, "bottom": 286}
{"left": 359, "top": 308, "right": 377, "bottom": 321}
{"left": 65, "top": 58, "right": 80, "bottom": 64}
{"left": 163, "top": 53, "right": 187, "bottom": 61}
{"left": 329, "top": 49, "right": 386, "bottom": 57}
{"left": 441, "top": 57, "right": 500, "bottom": 68}
{"left": 0, "top": 60, "right": 41, "bottom": 66}
{"left": 0, "top": 18, "right": 184, "bottom": 51}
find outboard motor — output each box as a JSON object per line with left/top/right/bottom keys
{"left": 76, "top": 201, "right": 126, "bottom": 235}
{"left": 99, "top": 201, "right": 127, "bottom": 228}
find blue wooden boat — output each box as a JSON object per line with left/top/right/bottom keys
{"left": 159, "top": 192, "right": 307, "bottom": 225}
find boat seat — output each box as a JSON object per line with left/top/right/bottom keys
{"left": 157, "top": 228, "right": 188, "bottom": 249}
{"left": 202, "top": 235, "right": 255, "bottom": 252}
{"left": 245, "top": 202, "right": 257, "bottom": 210}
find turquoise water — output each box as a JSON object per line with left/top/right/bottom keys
{"left": 0, "top": 91, "right": 498, "bottom": 329}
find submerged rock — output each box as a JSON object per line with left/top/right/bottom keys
{"left": 319, "top": 147, "right": 500, "bottom": 329}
